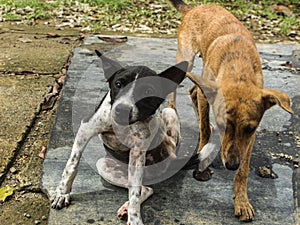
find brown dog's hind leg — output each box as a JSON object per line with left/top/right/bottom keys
{"left": 189, "top": 85, "right": 211, "bottom": 153}
{"left": 168, "top": 45, "right": 195, "bottom": 109}
{"left": 189, "top": 84, "right": 213, "bottom": 181}
{"left": 167, "top": 92, "right": 177, "bottom": 110}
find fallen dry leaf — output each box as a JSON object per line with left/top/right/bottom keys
{"left": 57, "top": 75, "right": 66, "bottom": 85}
{"left": 59, "top": 37, "right": 72, "bottom": 44}
{"left": 42, "top": 93, "right": 58, "bottom": 111}
{"left": 18, "top": 37, "right": 32, "bottom": 43}
{"left": 270, "top": 4, "right": 292, "bottom": 16}
{"left": 52, "top": 82, "right": 61, "bottom": 95}
{"left": 38, "top": 146, "right": 47, "bottom": 159}
{"left": 0, "top": 186, "right": 14, "bottom": 202}
{"left": 46, "top": 32, "right": 61, "bottom": 38}
{"left": 98, "top": 36, "right": 128, "bottom": 43}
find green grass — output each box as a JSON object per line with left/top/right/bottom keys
{"left": 188, "top": 0, "right": 300, "bottom": 36}
{"left": 279, "top": 15, "right": 300, "bottom": 34}
{"left": 4, "top": 13, "right": 22, "bottom": 21}
{"left": 78, "top": 0, "right": 133, "bottom": 9}
{"left": 0, "top": 0, "right": 55, "bottom": 20}
{"left": 0, "top": 0, "right": 299, "bottom": 37}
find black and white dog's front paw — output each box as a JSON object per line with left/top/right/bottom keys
{"left": 127, "top": 215, "right": 144, "bottom": 225}
{"left": 50, "top": 192, "right": 71, "bottom": 209}
{"left": 117, "top": 202, "right": 144, "bottom": 225}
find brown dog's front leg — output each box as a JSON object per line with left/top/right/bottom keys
{"left": 233, "top": 138, "right": 255, "bottom": 221}
{"left": 127, "top": 144, "right": 147, "bottom": 225}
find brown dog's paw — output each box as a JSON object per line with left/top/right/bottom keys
{"left": 234, "top": 199, "right": 254, "bottom": 222}
{"left": 193, "top": 168, "right": 213, "bottom": 181}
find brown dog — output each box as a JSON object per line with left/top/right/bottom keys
{"left": 168, "top": 0, "right": 293, "bottom": 222}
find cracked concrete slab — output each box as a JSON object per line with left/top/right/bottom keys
{"left": 0, "top": 75, "right": 54, "bottom": 180}
{"left": 0, "top": 23, "right": 79, "bottom": 74}
{"left": 42, "top": 36, "right": 300, "bottom": 224}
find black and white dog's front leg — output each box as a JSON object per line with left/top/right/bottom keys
{"left": 127, "top": 143, "right": 147, "bottom": 225}
{"left": 50, "top": 120, "right": 99, "bottom": 209}
{"left": 51, "top": 93, "right": 112, "bottom": 209}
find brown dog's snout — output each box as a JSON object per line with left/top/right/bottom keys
{"left": 225, "top": 161, "right": 240, "bottom": 171}
{"left": 224, "top": 147, "right": 240, "bottom": 171}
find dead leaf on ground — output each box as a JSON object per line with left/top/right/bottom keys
{"left": 270, "top": 4, "right": 293, "bottom": 16}
{"left": 283, "top": 61, "right": 292, "bottom": 67}
{"left": 38, "top": 146, "right": 47, "bottom": 159}
{"left": 59, "top": 37, "right": 72, "bottom": 44}
{"left": 92, "top": 14, "right": 103, "bottom": 19}
{"left": 46, "top": 32, "right": 61, "bottom": 38}
{"left": 0, "top": 186, "right": 14, "bottom": 202}
{"left": 18, "top": 37, "right": 32, "bottom": 43}
{"left": 52, "top": 82, "right": 61, "bottom": 95}
{"left": 98, "top": 36, "right": 128, "bottom": 43}
{"left": 257, "top": 165, "right": 278, "bottom": 179}
{"left": 57, "top": 75, "right": 66, "bottom": 85}
{"left": 42, "top": 93, "right": 58, "bottom": 111}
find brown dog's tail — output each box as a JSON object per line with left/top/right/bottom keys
{"left": 168, "top": 0, "right": 192, "bottom": 15}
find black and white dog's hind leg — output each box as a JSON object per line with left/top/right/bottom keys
{"left": 50, "top": 93, "right": 112, "bottom": 209}
{"left": 97, "top": 155, "right": 154, "bottom": 221}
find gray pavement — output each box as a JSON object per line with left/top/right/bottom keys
{"left": 42, "top": 36, "right": 300, "bottom": 224}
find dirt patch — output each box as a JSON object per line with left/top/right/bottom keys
{"left": 0, "top": 23, "right": 80, "bottom": 74}
{"left": 0, "top": 192, "right": 49, "bottom": 225}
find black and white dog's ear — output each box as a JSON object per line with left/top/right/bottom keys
{"left": 95, "top": 50, "right": 123, "bottom": 80}
{"left": 158, "top": 61, "right": 188, "bottom": 93}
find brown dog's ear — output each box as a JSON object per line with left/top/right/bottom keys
{"left": 262, "top": 89, "right": 293, "bottom": 114}
{"left": 186, "top": 72, "right": 219, "bottom": 104}
{"left": 95, "top": 50, "right": 123, "bottom": 80}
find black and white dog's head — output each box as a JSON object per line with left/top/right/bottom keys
{"left": 95, "top": 50, "right": 187, "bottom": 125}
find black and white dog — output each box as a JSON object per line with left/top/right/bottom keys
{"left": 50, "top": 50, "right": 187, "bottom": 225}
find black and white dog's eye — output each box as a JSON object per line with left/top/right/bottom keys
{"left": 144, "top": 87, "right": 154, "bottom": 96}
{"left": 115, "top": 80, "right": 122, "bottom": 88}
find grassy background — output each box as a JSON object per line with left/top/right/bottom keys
{"left": 0, "top": 0, "right": 299, "bottom": 37}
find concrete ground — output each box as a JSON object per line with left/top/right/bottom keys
{"left": 0, "top": 22, "right": 80, "bottom": 225}
{"left": 0, "top": 22, "right": 299, "bottom": 225}
{"left": 41, "top": 36, "right": 300, "bottom": 224}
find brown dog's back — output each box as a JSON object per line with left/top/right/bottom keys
{"left": 178, "top": 4, "right": 263, "bottom": 87}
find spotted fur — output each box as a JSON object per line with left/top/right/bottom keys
{"left": 51, "top": 51, "right": 187, "bottom": 225}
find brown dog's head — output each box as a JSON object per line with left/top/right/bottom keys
{"left": 187, "top": 72, "right": 293, "bottom": 171}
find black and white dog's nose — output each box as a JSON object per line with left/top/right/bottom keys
{"left": 114, "top": 103, "right": 132, "bottom": 125}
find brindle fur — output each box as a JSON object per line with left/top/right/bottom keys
{"left": 168, "top": 0, "right": 293, "bottom": 222}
